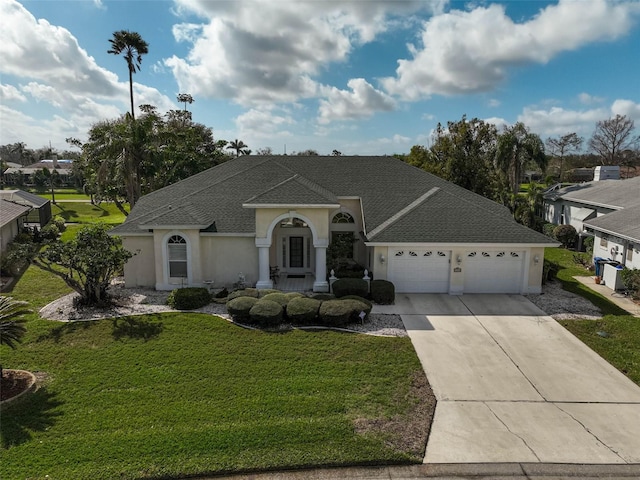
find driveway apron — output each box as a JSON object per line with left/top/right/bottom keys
{"left": 378, "top": 293, "right": 640, "bottom": 464}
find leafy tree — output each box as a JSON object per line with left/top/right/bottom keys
{"left": 546, "top": 132, "right": 583, "bottom": 182}
{"left": 255, "top": 147, "right": 274, "bottom": 156}
{"left": 589, "top": 114, "right": 638, "bottom": 165}
{"left": 31, "top": 224, "right": 133, "bottom": 306}
{"left": 495, "top": 122, "right": 546, "bottom": 200}
{"left": 108, "top": 30, "right": 149, "bottom": 120}
{"left": 430, "top": 116, "right": 498, "bottom": 197}
{"left": 0, "top": 296, "right": 30, "bottom": 377}
{"left": 69, "top": 107, "right": 229, "bottom": 213}
{"left": 177, "top": 93, "right": 194, "bottom": 111}
{"left": 293, "top": 149, "right": 319, "bottom": 156}
{"left": 227, "top": 139, "right": 250, "bottom": 157}
{"left": 331, "top": 149, "right": 342, "bottom": 156}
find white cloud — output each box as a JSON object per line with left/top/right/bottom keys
{"left": 166, "top": 1, "right": 435, "bottom": 106}
{"left": 611, "top": 99, "right": 640, "bottom": 120}
{"left": 518, "top": 106, "right": 608, "bottom": 137}
{"left": 0, "top": 83, "right": 26, "bottom": 102}
{"left": 235, "top": 107, "right": 296, "bottom": 139}
{"left": 382, "top": 0, "right": 640, "bottom": 99}
{"left": 484, "top": 117, "right": 508, "bottom": 129}
{"left": 317, "top": 79, "right": 396, "bottom": 124}
{"left": 578, "top": 92, "right": 605, "bottom": 105}
{"left": 488, "top": 99, "right": 501, "bottom": 108}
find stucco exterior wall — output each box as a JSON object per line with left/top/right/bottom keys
{"left": 0, "top": 220, "right": 20, "bottom": 254}
{"left": 201, "top": 236, "right": 258, "bottom": 288}
{"left": 593, "top": 232, "right": 640, "bottom": 270}
{"left": 526, "top": 247, "right": 546, "bottom": 294}
{"left": 122, "top": 236, "right": 155, "bottom": 287}
{"left": 255, "top": 208, "right": 330, "bottom": 243}
{"left": 153, "top": 229, "right": 202, "bottom": 290}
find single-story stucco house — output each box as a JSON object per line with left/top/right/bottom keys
{"left": 543, "top": 176, "right": 640, "bottom": 233}
{"left": 111, "top": 156, "right": 557, "bottom": 294}
{"left": 0, "top": 199, "right": 30, "bottom": 254}
{"left": 0, "top": 189, "right": 51, "bottom": 227}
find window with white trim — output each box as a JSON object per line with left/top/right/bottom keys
{"left": 168, "top": 235, "right": 188, "bottom": 278}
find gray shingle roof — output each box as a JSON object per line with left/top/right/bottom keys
{"left": 112, "top": 156, "right": 552, "bottom": 245}
{"left": 0, "top": 199, "right": 31, "bottom": 227}
{"left": 584, "top": 208, "right": 640, "bottom": 243}
{"left": 0, "top": 190, "right": 49, "bottom": 208}
{"left": 544, "top": 176, "right": 640, "bottom": 209}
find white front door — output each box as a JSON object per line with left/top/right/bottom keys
{"left": 387, "top": 249, "right": 451, "bottom": 293}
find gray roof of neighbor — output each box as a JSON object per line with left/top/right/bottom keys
{"left": 112, "top": 156, "right": 553, "bottom": 245}
{"left": 584, "top": 208, "right": 640, "bottom": 243}
{"left": 0, "top": 199, "right": 31, "bottom": 227}
{"left": 543, "top": 176, "right": 640, "bottom": 209}
{"left": 0, "top": 189, "right": 50, "bottom": 208}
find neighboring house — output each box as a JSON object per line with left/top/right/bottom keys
{"left": 0, "top": 190, "right": 52, "bottom": 227}
{"left": 543, "top": 176, "right": 640, "bottom": 233}
{"left": 111, "top": 156, "right": 557, "bottom": 295}
{"left": 585, "top": 207, "right": 640, "bottom": 271}
{"left": 0, "top": 199, "right": 30, "bottom": 254}
{"left": 4, "top": 158, "right": 75, "bottom": 186}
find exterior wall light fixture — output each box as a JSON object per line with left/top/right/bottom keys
{"left": 379, "top": 254, "right": 386, "bottom": 264}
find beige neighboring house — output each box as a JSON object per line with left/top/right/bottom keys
{"left": 0, "top": 199, "right": 30, "bottom": 254}
{"left": 111, "top": 156, "right": 557, "bottom": 294}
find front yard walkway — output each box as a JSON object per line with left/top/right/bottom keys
{"left": 574, "top": 275, "right": 640, "bottom": 317}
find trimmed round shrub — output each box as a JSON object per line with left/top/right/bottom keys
{"left": 257, "top": 288, "right": 280, "bottom": 298}
{"left": 249, "top": 299, "right": 283, "bottom": 327}
{"left": 167, "top": 287, "right": 211, "bottom": 310}
{"left": 542, "top": 223, "right": 557, "bottom": 238}
{"left": 309, "top": 293, "right": 335, "bottom": 301}
{"left": 370, "top": 279, "right": 395, "bottom": 305}
{"left": 226, "top": 296, "right": 259, "bottom": 322}
{"left": 553, "top": 224, "right": 578, "bottom": 248}
{"left": 319, "top": 299, "right": 352, "bottom": 326}
{"left": 284, "top": 292, "right": 305, "bottom": 300}
{"left": 287, "top": 297, "right": 321, "bottom": 325}
{"left": 260, "top": 292, "right": 289, "bottom": 307}
{"left": 340, "top": 295, "right": 372, "bottom": 309}
{"left": 52, "top": 215, "right": 66, "bottom": 233}
{"left": 331, "top": 278, "right": 369, "bottom": 298}
{"left": 342, "top": 298, "right": 372, "bottom": 323}
{"left": 40, "top": 223, "right": 60, "bottom": 242}
{"left": 228, "top": 288, "right": 259, "bottom": 301}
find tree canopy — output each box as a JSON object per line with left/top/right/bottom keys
{"left": 589, "top": 114, "right": 638, "bottom": 166}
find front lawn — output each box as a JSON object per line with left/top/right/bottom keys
{"left": 1, "top": 268, "right": 431, "bottom": 479}
{"left": 52, "top": 202, "right": 128, "bottom": 225}
{"left": 546, "top": 247, "right": 639, "bottom": 386}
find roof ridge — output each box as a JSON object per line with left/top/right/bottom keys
{"left": 244, "top": 173, "right": 299, "bottom": 203}
{"left": 368, "top": 187, "right": 440, "bottom": 239}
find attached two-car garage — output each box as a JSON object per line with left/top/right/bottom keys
{"left": 386, "top": 248, "right": 526, "bottom": 294}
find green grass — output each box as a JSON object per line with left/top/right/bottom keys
{"left": 545, "top": 247, "right": 640, "bottom": 386}
{"left": 52, "top": 202, "right": 128, "bottom": 225}
{"left": 560, "top": 316, "right": 640, "bottom": 385}
{"left": 1, "top": 267, "right": 428, "bottom": 479}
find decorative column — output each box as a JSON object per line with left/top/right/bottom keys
{"left": 255, "top": 240, "right": 273, "bottom": 289}
{"left": 313, "top": 243, "right": 329, "bottom": 292}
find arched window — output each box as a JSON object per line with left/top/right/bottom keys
{"left": 168, "top": 235, "right": 187, "bottom": 278}
{"left": 332, "top": 212, "right": 355, "bottom": 224}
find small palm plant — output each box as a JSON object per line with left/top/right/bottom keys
{"left": 0, "top": 296, "right": 31, "bottom": 378}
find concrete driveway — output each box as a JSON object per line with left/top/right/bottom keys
{"left": 373, "top": 294, "right": 640, "bottom": 464}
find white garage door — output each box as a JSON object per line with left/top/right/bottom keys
{"left": 387, "top": 249, "right": 451, "bottom": 293}
{"left": 463, "top": 250, "right": 525, "bottom": 294}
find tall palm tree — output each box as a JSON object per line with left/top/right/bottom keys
{"left": 495, "top": 122, "right": 546, "bottom": 198}
{"left": 227, "top": 139, "right": 249, "bottom": 158}
{"left": 108, "top": 30, "right": 149, "bottom": 120}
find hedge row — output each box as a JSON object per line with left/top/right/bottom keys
{"left": 226, "top": 290, "right": 372, "bottom": 328}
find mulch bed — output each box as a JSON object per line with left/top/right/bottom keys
{"left": 1, "top": 370, "right": 33, "bottom": 402}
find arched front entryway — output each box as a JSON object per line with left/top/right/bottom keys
{"left": 255, "top": 212, "right": 329, "bottom": 292}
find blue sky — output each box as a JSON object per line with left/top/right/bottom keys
{"left": 1, "top": 0, "right": 639, "bottom": 156}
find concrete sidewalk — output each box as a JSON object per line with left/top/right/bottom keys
{"left": 574, "top": 275, "right": 640, "bottom": 317}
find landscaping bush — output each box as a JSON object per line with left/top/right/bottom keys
{"left": 166, "top": 287, "right": 211, "bottom": 310}
{"left": 342, "top": 298, "right": 372, "bottom": 322}
{"left": 260, "top": 293, "right": 289, "bottom": 307}
{"left": 284, "top": 292, "right": 304, "bottom": 300}
{"left": 226, "top": 296, "right": 259, "bottom": 322}
{"left": 257, "top": 289, "right": 280, "bottom": 298}
{"left": 309, "top": 293, "right": 335, "bottom": 301}
{"left": 542, "top": 259, "right": 558, "bottom": 283}
{"left": 319, "top": 299, "right": 352, "bottom": 326}
{"left": 286, "top": 297, "right": 321, "bottom": 325}
{"left": 214, "top": 287, "right": 228, "bottom": 299}
{"left": 621, "top": 268, "right": 640, "bottom": 300}
{"left": 553, "top": 224, "right": 578, "bottom": 248}
{"left": 340, "top": 295, "right": 372, "bottom": 309}
{"left": 543, "top": 223, "right": 557, "bottom": 238}
{"left": 583, "top": 236, "right": 594, "bottom": 254}
{"left": 370, "top": 279, "right": 395, "bottom": 304}
{"left": 249, "top": 300, "right": 283, "bottom": 327}
{"left": 52, "top": 215, "right": 66, "bottom": 233}
{"left": 331, "top": 278, "right": 369, "bottom": 298}
{"left": 39, "top": 223, "right": 60, "bottom": 242}
{"left": 228, "top": 288, "right": 259, "bottom": 301}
